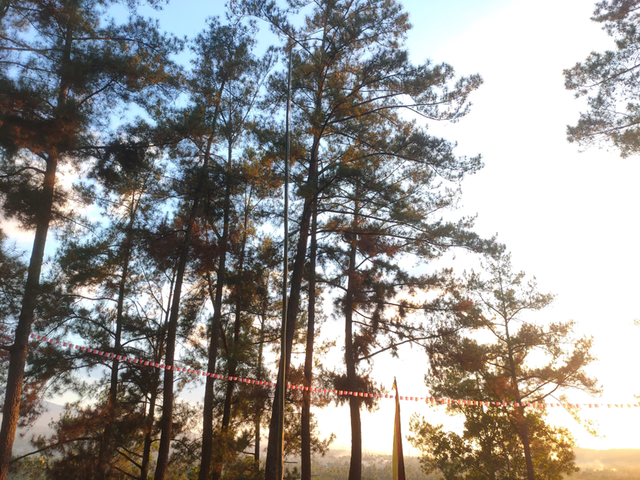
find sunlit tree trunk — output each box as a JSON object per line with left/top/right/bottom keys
{"left": 0, "top": 24, "right": 71, "bottom": 477}
{"left": 141, "top": 273, "right": 174, "bottom": 480}
{"left": 254, "top": 312, "right": 266, "bottom": 463}
{"left": 264, "top": 184, "right": 314, "bottom": 480}
{"left": 0, "top": 154, "right": 57, "bottom": 480}
{"left": 264, "top": 39, "right": 325, "bottom": 480}
{"left": 139, "top": 372, "right": 160, "bottom": 480}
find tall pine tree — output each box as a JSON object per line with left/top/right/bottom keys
{"left": 419, "top": 252, "right": 600, "bottom": 480}
{"left": 0, "top": 2, "right": 180, "bottom": 477}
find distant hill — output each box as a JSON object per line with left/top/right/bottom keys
{"left": 10, "top": 401, "right": 64, "bottom": 455}
{"left": 574, "top": 447, "right": 640, "bottom": 470}
{"left": 7, "top": 405, "right": 640, "bottom": 475}
{"left": 307, "top": 448, "right": 640, "bottom": 480}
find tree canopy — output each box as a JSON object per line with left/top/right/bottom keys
{"left": 412, "top": 252, "right": 600, "bottom": 480}
{"left": 565, "top": 0, "right": 640, "bottom": 156}
{"left": 0, "top": 1, "right": 607, "bottom": 480}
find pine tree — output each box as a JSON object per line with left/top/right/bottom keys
{"left": 565, "top": 0, "right": 640, "bottom": 156}
{"left": 318, "top": 131, "right": 488, "bottom": 480}
{"left": 0, "top": 230, "right": 26, "bottom": 422}
{"left": 234, "top": 1, "right": 483, "bottom": 477}
{"left": 418, "top": 252, "right": 600, "bottom": 480}
{"left": 0, "top": 3, "right": 180, "bottom": 476}
{"left": 55, "top": 136, "right": 166, "bottom": 478}
{"left": 409, "top": 407, "right": 579, "bottom": 480}
{"left": 47, "top": 183, "right": 201, "bottom": 480}
{"left": 301, "top": 200, "right": 318, "bottom": 480}
{"left": 0, "top": 230, "right": 25, "bottom": 331}
{"left": 151, "top": 15, "right": 274, "bottom": 479}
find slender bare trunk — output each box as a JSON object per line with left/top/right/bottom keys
{"left": 155, "top": 133, "right": 216, "bottom": 479}
{"left": 140, "top": 276, "right": 172, "bottom": 480}
{"left": 199, "top": 330, "right": 221, "bottom": 480}
{"left": 139, "top": 369, "right": 160, "bottom": 480}
{"left": 97, "top": 194, "right": 137, "bottom": 479}
{"left": 264, "top": 194, "right": 313, "bottom": 480}
{"left": 345, "top": 218, "right": 362, "bottom": 480}
{"left": 224, "top": 193, "right": 250, "bottom": 430}
{"left": 200, "top": 151, "right": 231, "bottom": 480}
{"left": 254, "top": 312, "right": 266, "bottom": 463}
{"left": 264, "top": 6, "right": 330, "bottom": 474}
{"left": 264, "top": 72, "right": 325, "bottom": 480}
{"left": 301, "top": 201, "right": 317, "bottom": 480}
{"left": 515, "top": 407, "right": 535, "bottom": 480}
{"left": 153, "top": 236, "right": 186, "bottom": 478}
{"left": 153, "top": 209, "right": 196, "bottom": 480}
{"left": 211, "top": 155, "right": 242, "bottom": 480}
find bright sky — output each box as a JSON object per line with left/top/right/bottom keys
{"left": 312, "top": 0, "right": 640, "bottom": 454}
{"left": 8, "top": 0, "right": 640, "bottom": 459}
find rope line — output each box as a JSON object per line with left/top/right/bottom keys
{"left": 7, "top": 332, "right": 639, "bottom": 411}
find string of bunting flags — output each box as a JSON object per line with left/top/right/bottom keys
{"left": 8, "top": 332, "right": 640, "bottom": 411}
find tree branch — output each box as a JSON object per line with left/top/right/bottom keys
{"left": 10, "top": 436, "right": 96, "bottom": 463}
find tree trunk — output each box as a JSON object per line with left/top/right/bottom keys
{"left": 200, "top": 142, "right": 231, "bottom": 480}
{"left": 0, "top": 155, "right": 58, "bottom": 480}
{"left": 264, "top": 9, "right": 330, "bottom": 475}
{"left": 504, "top": 318, "right": 535, "bottom": 480}
{"left": 515, "top": 407, "right": 535, "bottom": 480}
{"left": 97, "top": 194, "right": 137, "bottom": 480}
{"left": 153, "top": 221, "right": 192, "bottom": 480}
{"left": 199, "top": 318, "right": 222, "bottom": 480}
{"left": 140, "top": 279, "right": 172, "bottom": 480}
{"left": 254, "top": 312, "right": 266, "bottom": 464}
{"left": 0, "top": 22, "right": 72, "bottom": 479}
{"left": 301, "top": 201, "right": 317, "bottom": 480}
{"left": 155, "top": 139, "right": 215, "bottom": 479}
{"left": 345, "top": 222, "right": 362, "bottom": 480}
{"left": 213, "top": 185, "right": 252, "bottom": 480}
{"left": 347, "top": 396, "right": 362, "bottom": 480}
{"left": 139, "top": 370, "right": 160, "bottom": 480}
{"left": 264, "top": 193, "right": 314, "bottom": 480}
{"left": 264, "top": 81, "right": 325, "bottom": 480}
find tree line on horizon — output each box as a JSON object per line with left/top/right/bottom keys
{"left": 0, "top": 0, "right": 633, "bottom": 479}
